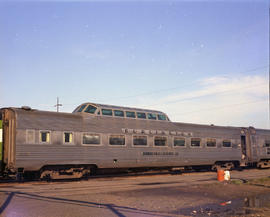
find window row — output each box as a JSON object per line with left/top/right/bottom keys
{"left": 79, "top": 104, "right": 167, "bottom": 121}
{"left": 39, "top": 131, "right": 232, "bottom": 147}
{"left": 40, "top": 131, "right": 74, "bottom": 144}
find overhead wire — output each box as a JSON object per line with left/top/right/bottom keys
{"left": 145, "top": 81, "right": 267, "bottom": 107}
{"left": 63, "top": 64, "right": 269, "bottom": 107}
{"left": 171, "top": 99, "right": 268, "bottom": 118}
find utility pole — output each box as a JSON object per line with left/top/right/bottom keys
{"left": 54, "top": 97, "right": 62, "bottom": 112}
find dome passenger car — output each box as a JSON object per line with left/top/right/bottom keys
{"left": 0, "top": 103, "right": 269, "bottom": 180}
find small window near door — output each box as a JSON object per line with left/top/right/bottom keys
{"left": 40, "top": 131, "right": 50, "bottom": 143}
{"left": 64, "top": 132, "right": 73, "bottom": 144}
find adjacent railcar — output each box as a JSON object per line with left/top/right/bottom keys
{"left": 0, "top": 102, "right": 269, "bottom": 179}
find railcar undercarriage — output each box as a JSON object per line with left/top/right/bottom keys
{"left": 1, "top": 161, "right": 245, "bottom": 181}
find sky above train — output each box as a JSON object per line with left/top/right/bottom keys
{"left": 0, "top": 0, "right": 269, "bottom": 128}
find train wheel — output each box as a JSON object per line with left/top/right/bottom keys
{"left": 16, "top": 172, "right": 24, "bottom": 182}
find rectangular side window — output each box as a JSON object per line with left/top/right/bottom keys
{"left": 207, "top": 138, "right": 216, "bottom": 147}
{"left": 154, "top": 136, "right": 167, "bottom": 146}
{"left": 114, "top": 110, "right": 124, "bottom": 117}
{"left": 64, "top": 132, "right": 73, "bottom": 144}
{"left": 147, "top": 113, "right": 157, "bottom": 120}
{"left": 83, "top": 134, "right": 100, "bottom": 145}
{"left": 102, "top": 109, "right": 113, "bottom": 116}
{"left": 265, "top": 140, "right": 270, "bottom": 147}
{"left": 174, "top": 137, "right": 185, "bottom": 147}
{"left": 137, "top": 112, "right": 146, "bottom": 119}
{"left": 109, "top": 135, "right": 125, "bottom": 145}
{"left": 133, "top": 136, "right": 147, "bottom": 146}
{"left": 158, "top": 114, "right": 167, "bottom": 121}
{"left": 40, "top": 131, "right": 50, "bottom": 143}
{"left": 126, "top": 111, "right": 135, "bottom": 118}
{"left": 223, "top": 140, "right": 231, "bottom": 147}
{"left": 191, "top": 138, "right": 201, "bottom": 147}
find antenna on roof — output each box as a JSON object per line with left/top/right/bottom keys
{"left": 54, "top": 97, "right": 62, "bottom": 112}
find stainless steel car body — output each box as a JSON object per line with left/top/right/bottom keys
{"left": 0, "top": 102, "right": 269, "bottom": 175}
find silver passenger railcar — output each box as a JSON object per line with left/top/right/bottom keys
{"left": 0, "top": 102, "right": 269, "bottom": 179}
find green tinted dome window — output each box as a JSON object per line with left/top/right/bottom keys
{"left": 158, "top": 114, "right": 167, "bottom": 121}
{"left": 147, "top": 113, "right": 157, "bottom": 120}
{"left": 126, "top": 111, "right": 135, "bottom": 118}
{"left": 102, "top": 109, "right": 113, "bottom": 116}
{"left": 84, "top": 105, "right": 97, "bottom": 114}
{"left": 114, "top": 110, "right": 124, "bottom": 117}
{"left": 137, "top": 112, "right": 146, "bottom": 119}
{"left": 78, "top": 104, "right": 86, "bottom": 112}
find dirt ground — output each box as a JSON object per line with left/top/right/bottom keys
{"left": 0, "top": 169, "right": 270, "bottom": 217}
{"left": 170, "top": 180, "right": 270, "bottom": 216}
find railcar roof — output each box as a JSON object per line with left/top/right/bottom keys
{"left": 73, "top": 102, "right": 166, "bottom": 114}
{"left": 172, "top": 121, "right": 242, "bottom": 131}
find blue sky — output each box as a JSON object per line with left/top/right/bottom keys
{"left": 0, "top": 0, "right": 269, "bottom": 128}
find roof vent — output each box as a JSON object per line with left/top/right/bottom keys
{"left": 21, "top": 106, "right": 32, "bottom": 110}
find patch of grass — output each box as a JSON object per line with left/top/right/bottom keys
{"left": 248, "top": 177, "right": 270, "bottom": 186}
{"left": 230, "top": 179, "right": 244, "bottom": 185}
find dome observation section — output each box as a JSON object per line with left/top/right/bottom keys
{"left": 73, "top": 103, "right": 170, "bottom": 121}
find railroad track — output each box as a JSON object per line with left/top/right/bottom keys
{"left": 0, "top": 168, "right": 210, "bottom": 184}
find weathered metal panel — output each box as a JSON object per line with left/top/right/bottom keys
{"left": 1, "top": 107, "right": 245, "bottom": 171}
{"left": 251, "top": 128, "right": 270, "bottom": 161}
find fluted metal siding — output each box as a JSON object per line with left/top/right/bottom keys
{"left": 10, "top": 108, "right": 243, "bottom": 171}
